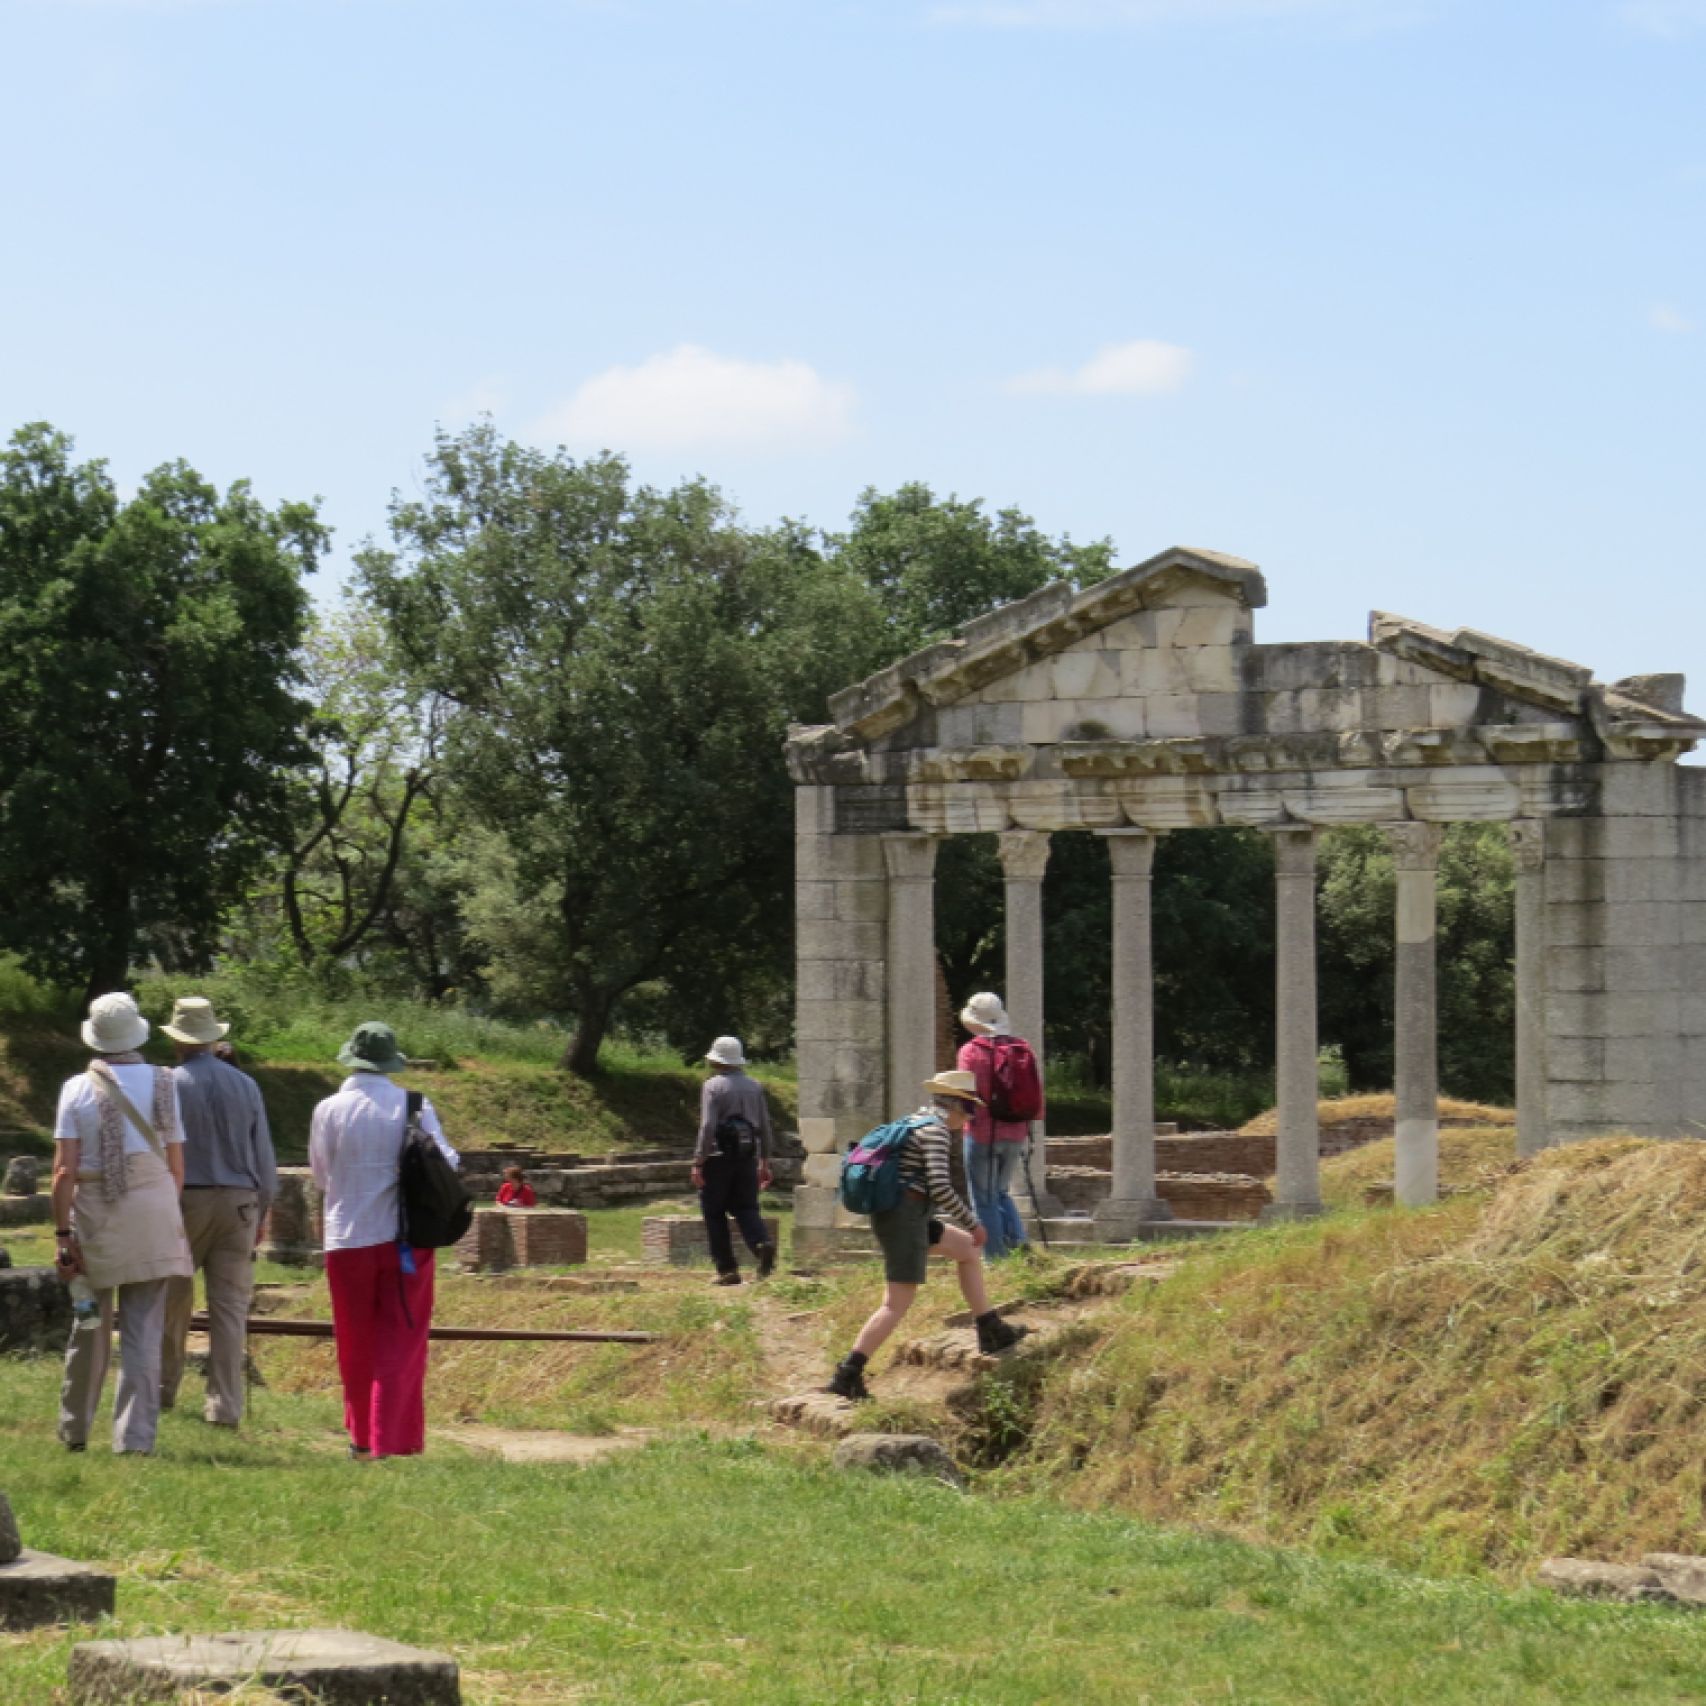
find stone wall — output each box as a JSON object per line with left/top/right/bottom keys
{"left": 642, "top": 1215, "right": 781, "bottom": 1267}
{"left": 0, "top": 1268, "right": 72, "bottom": 1353}
{"left": 455, "top": 1208, "right": 588, "bottom": 1272}
{"left": 1156, "top": 1173, "right": 1272, "bottom": 1221}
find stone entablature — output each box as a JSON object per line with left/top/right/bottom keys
{"left": 786, "top": 543, "right": 1706, "bottom": 1253}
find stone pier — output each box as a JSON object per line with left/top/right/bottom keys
{"left": 1390, "top": 823, "right": 1442, "bottom": 1206}
{"left": 998, "top": 829, "right": 1058, "bottom": 1217}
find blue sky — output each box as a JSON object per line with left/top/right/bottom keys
{"left": 2, "top": 0, "right": 1703, "bottom": 714}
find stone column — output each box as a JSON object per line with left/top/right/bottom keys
{"left": 1388, "top": 824, "right": 1442, "bottom": 1206}
{"left": 1509, "top": 821, "right": 1549, "bottom": 1158}
{"left": 1262, "top": 828, "right": 1323, "bottom": 1221}
{"left": 997, "top": 830, "right": 1058, "bottom": 1216}
{"left": 1094, "top": 830, "right": 1171, "bottom": 1239}
{"left": 883, "top": 834, "right": 940, "bottom": 1119}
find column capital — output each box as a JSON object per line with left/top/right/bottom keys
{"left": 1508, "top": 820, "right": 1546, "bottom": 873}
{"left": 1269, "top": 825, "right": 1318, "bottom": 878}
{"left": 881, "top": 832, "right": 939, "bottom": 883}
{"left": 1098, "top": 828, "right": 1158, "bottom": 879}
{"left": 1385, "top": 823, "right": 1443, "bottom": 871}
{"left": 997, "top": 829, "right": 1052, "bottom": 883}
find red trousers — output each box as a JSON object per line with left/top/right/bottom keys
{"left": 325, "top": 1242, "right": 435, "bottom": 1458}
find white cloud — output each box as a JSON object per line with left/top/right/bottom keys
{"left": 1648, "top": 303, "right": 1696, "bottom": 334}
{"left": 1619, "top": 0, "right": 1706, "bottom": 37}
{"left": 930, "top": 0, "right": 1422, "bottom": 28}
{"left": 537, "top": 345, "right": 855, "bottom": 454}
{"left": 1006, "top": 339, "right": 1195, "bottom": 397}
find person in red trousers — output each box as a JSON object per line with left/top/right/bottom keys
{"left": 308, "top": 1022, "right": 459, "bottom": 1460}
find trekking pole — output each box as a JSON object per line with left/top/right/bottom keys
{"left": 1021, "top": 1131, "right": 1052, "bottom": 1253}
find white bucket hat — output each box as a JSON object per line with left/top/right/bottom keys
{"left": 958, "top": 992, "right": 1011, "bottom": 1035}
{"left": 923, "top": 1069, "right": 984, "bottom": 1107}
{"left": 161, "top": 996, "right": 230, "bottom": 1046}
{"left": 81, "top": 992, "right": 150, "bottom": 1055}
{"left": 705, "top": 1036, "right": 747, "bottom": 1068}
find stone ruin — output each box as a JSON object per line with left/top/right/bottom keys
{"left": 0, "top": 1489, "right": 116, "bottom": 1632}
{"left": 785, "top": 546, "right": 1706, "bottom": 1256}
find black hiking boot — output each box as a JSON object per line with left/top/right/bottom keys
{"left": 755, "top": 1242, "right": 778, "bottom": 1280}
{"left": 713, "top": 1270, "right": 742, "bottom": 1287}
{"left": 976, "top": 1311, "right": 1028, "bottom": 1355}
{"left": 826, "top": 1357, "right": 871, "bottom": 1403}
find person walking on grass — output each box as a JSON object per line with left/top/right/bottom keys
{"left": 692, "top": 1036, "right": 778, "bottom": 1286}
{"left": 827, "top": 1070, "right": 1023, "bottom": 1403}
{"left": 956, "top": 991, "right": 1042, "bottom": 1260}
{"left": 309, "top": 1022, "right": 459, "bottom": 1460}
{"left": 51, "top": 993, "right": 193, "bottom": 1455}
{"left": 160, "top": 996, "right": 277, "bottom": 1430}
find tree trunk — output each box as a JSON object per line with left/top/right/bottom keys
{"left": 82, "top": 907, "right": 133, "bottom": 1004}
{"left": 561, "top": 993, "right": 612, "bottom": 1077}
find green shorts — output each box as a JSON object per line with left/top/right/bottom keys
{"left": 869, "top": 1192, "right": 944, "bottom": 1285}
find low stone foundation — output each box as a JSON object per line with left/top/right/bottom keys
{"left": 1156, "top": 1172, "right": 1272, "bottom": 1221}
{"left": 1, "top": 1552, "right": 116, "bottom": 1632}
{"left": 0, "top": 1196, "right": 50, "bottom": 1229}
{"left": 0, "top": 1267, "right": 72, "bottom": 1353}
{"left": 455, "top": 1208, "right": 588, "bottom": 1272}
{"left": 643, "top": 1215, "right": 780, "bottom": 1267}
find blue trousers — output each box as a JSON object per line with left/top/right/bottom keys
{"left": 963, "top": 1139, "right": 1029, "bottom": 1259}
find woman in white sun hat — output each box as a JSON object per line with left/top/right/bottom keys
{"left": 49, "top": 992, "right": 192, "bottom": 1454}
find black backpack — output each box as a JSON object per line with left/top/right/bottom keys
{"left": 715, "top": 1113, "right": 759, "bottom": 1161}
{"left": 398, "top": 1090, "right": 474, "bottom": 1248}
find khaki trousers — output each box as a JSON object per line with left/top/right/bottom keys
{"left": 58, "top": 1278, "right": 169, "bottom": 1453}
{"left": 161, "top": 1188, "right": 258, "bottom": 1426}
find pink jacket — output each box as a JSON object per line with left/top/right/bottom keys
{"left": 956, "top": 1037, "right": 1038, "bottom": 1145}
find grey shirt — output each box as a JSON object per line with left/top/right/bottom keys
{"left": 172, "top": 1052, "right": 278, "bottom": 1212}
{"left": 694, "top": 1069, "right": 775, "bottom": 1163}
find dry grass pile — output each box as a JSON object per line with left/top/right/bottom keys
{"left": 1318, "top": 1122, "right": 1523, "bottom": 1210}
{"left": 1012, "top": 1138, "right": 1706, "bottom": 1579}
{"left": 1239, "top": 1092, "right": 1515, "bottom": 1138}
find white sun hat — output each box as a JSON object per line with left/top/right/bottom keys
{"left": 958, "top": 992, "right": 1011, "bottom": 1035}
{"left": 705, "top": 1036, "right": 748, "bottom": 1067}
{"left": 160, "top": 996, "right": 230, "bottom": 1046}
{"left": 81, "top": 992, "right": 150, "bottom": 1055}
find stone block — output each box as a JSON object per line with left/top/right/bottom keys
{"left": 1642, "top": 1554, "right": 1706, "bottom": 1606}
{"left": 794, "top": 880, "right": 838, "bottom": 922}
{"left": 1429, "top": 683, "right": 1485, "bottom": 725}
{"left": 1174, "top": 605, "right": 1248, "bottom": 646}
{"left": 0, "top": 1267, "right": 73, "bottom": 1353}
{"left": 796, "top": 918, "right": 885, "bottom": 963}
{"left": 790, "top": 1184, "right": 840, "bottom": 1230}
{"left": 1549, "top": 1081, "right": 1660, "bottom": 1128}
{"left": 1536, "top": 1559, "right": 1678, "bottom": 1605}
{"left": 1141, "top": 694, "right": 1203, "bottom": 738}
{"left": 796, "top": 834, "right": 887, "bottom": 883}
{"left": 265, "top": 1168, "right": 325, "bottom": 1268}
{"left": 835, "top": 880, "right": 889, "bottom": 924}
{"left": 1406, "top": 776, "right": 1522, "bottom": 823}
{"left": 1682, "top": 903, "right": 1706, "bottom": 946}
{"left": 833, "top": 1433, "right": 964, "bottom": 1487}
{"left": 1597, "top": 766, "right": 1683, "bottom": 819}
{"left": 641, "top": 1215, "right": 780, "bottom": 1267}
{"left": 1368, "top": 686, "right": 1434, "bottom": 728}
{"left": 1549, "top": 817, "right": 1682, "bottom": 863}
{"left": 1178, "top": 646, "right": 1239, "bottom": 692}
{"left": 456, "top": 1209, "right": 588, "bottom": 1272}
{"left": 1193, "top": 693, "right": 1245, "bottom": 737}
{"left": 0, "top": 1195, "right": 49, "bottom": 1227}
{"left": 1604, "top": 945, "right": 1682, "bottom": 992}
{"left": 801, "top": 1154, "right": 842, "bottom": 1190}
{"left": 797, "top": 1118, "right": 839, "bottom": 1155}
{"left": 1, "top": 1551, "right": 115, "bottom": 1632}
{"left": 798, "top": 960, "right": 885, "bottom": 1003}
{"left": 1049, "top": 650, "right": 1121, "bottom": 699}
{"left": 2, "top": 1157, "right": 40, "bottom": 1196}
{"left": 1119, "top": 648, "right": 1188, "bottom": 695}
{"left": 69, "top": 1629, "right": 460, "bottom": 1704}
{"left": 1546, "top": 947, "right": 1604, "bottom": 992}
{"left": 1546, "top": 1038, "right": 1605, "bottom": 1082}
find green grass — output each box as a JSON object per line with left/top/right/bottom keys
{"left": 3, "top": 1362, "right": 1706, "bottom": 1706}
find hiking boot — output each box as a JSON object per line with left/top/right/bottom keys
{"left": 713, "top": 1270, "right": 743, "bottom": 1287}
{"left": 755, "top": 1242, "right": 778, "bottom": 1280}
{"left": 976, "top": 1312, "right": 1028, "bottom": 1355}
{"left": 826, "top": 1358, "right": 871, "bottom": 1403}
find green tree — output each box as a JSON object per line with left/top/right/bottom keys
{"left": 359, "top": 425, "right": 879, "bottom": 1073}
{"left": 0, "top": 424, "right": 321, "bottom": 997}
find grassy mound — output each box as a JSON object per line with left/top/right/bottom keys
{"left": 1239, "top": 1091, "right": 1515, "bottom": 1138}
{"left": 1006, "top": 1138, "right": 1706, "bottom": 1579}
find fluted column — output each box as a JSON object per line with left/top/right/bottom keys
{"left": 1262, "top": 828, "right": 1323, "bottom": 1221}
{"left": 997, "top": 830, "right": 1057, "bottom": 1215}
{"left": 1094, "top": 830, "right": 1171, "bottom": 1239}
{"left": 1510, "top": 821, "right": 1550, "bottom": 1158}
{"left": 1389, "top": 824, "right": 1442, "bottom": 1206}
{"left": 882, "top": 834, "right": 939, "bottom": 1120}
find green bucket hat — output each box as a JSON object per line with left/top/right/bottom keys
{"left": 337, "top": 1021, "right": 409, "bottom": 1075}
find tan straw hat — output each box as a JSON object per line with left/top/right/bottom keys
{"left": 922, "top": 1069, "right": 984, "bottom": 1107}
{"left": 161, "top": 996, "right": 231, "bottom": 1046}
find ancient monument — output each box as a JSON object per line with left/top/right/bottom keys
{"left": 785, "top": 546, "right": 1705, "bottom": 1255}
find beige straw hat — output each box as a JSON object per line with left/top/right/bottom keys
{"left": 161, "top": 996, "right": 231, "bottom": 1046}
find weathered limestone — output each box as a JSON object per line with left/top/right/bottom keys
{"left": 0, "top": 1194, "right": 50, "bottom": 1227}
{"left": 2, "top": 1156, "right": 39, "bottom": 1196}
{"left": 69, "top": 1629, "right": 460, "bottom": 1704}
{"left": 1510, "top": 821, "right": 1550, "bottom": 1156}
{"left": 1389, "top": 823, "right": 1442, "bottom": 1206}
{"left": 884, "top": 834, "right": 940, "bottom": 1116}
{"left": 997, "top": 830, "right": 1059, "bottom": 1218}
{"left": 1094, "top": 830, "right": 1170, "bottom": 1236}
{"left": 832, "top": 1432, "right": 965, "bottom": 1488}
{"left": 0, "top": 1499, "right": 116, "bottom": 1632}
{"left": 1264, "top": 829, "right": 1323, "bottom": 1221}
{"left": 1536, "top": 1559, "right": 1679, "bottom": 1605}
{"left": 0, "top": 1266, "right": 73, "bottom": 1353}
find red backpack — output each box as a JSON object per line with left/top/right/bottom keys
{"left": 975, "top": 1035, "right": 1044, "bottom": 1123}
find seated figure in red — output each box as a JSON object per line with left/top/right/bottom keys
{"left": 495, "top": 1165, "right": 537, "bottom": 1208}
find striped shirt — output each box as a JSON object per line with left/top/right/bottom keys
{"left": 897, "top": 1109, "right": 979, "bottom": 1233}
{"left": 173, "top": 1052, "right": 277, "bottom": 1211}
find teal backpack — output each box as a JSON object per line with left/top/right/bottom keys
{"left": 838, "top": 1116, "right": 927, "bottom": 1216}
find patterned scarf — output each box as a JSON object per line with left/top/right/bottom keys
{"left": 88, "top": 1054, "right": 176, "bottom": 1204}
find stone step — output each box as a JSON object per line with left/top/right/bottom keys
{"left": 767, "top": 1390, "right": 862, "bottom": 1437}
{"left": 0, "top": 1551, "right": 116, "bottom": 1632}
{"left": 1058, "top": 1259, "right": 1178, "bottom": 1297}
{"left": 894, "top": 1317, "right": 1065, "bottom": 1375}
{"left": 69, "top": 1629, "right": 460, "bottom": 1704}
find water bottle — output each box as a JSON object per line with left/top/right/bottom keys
{"left": 68, "top": 1275, "right": 99, "bottom": 1328}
